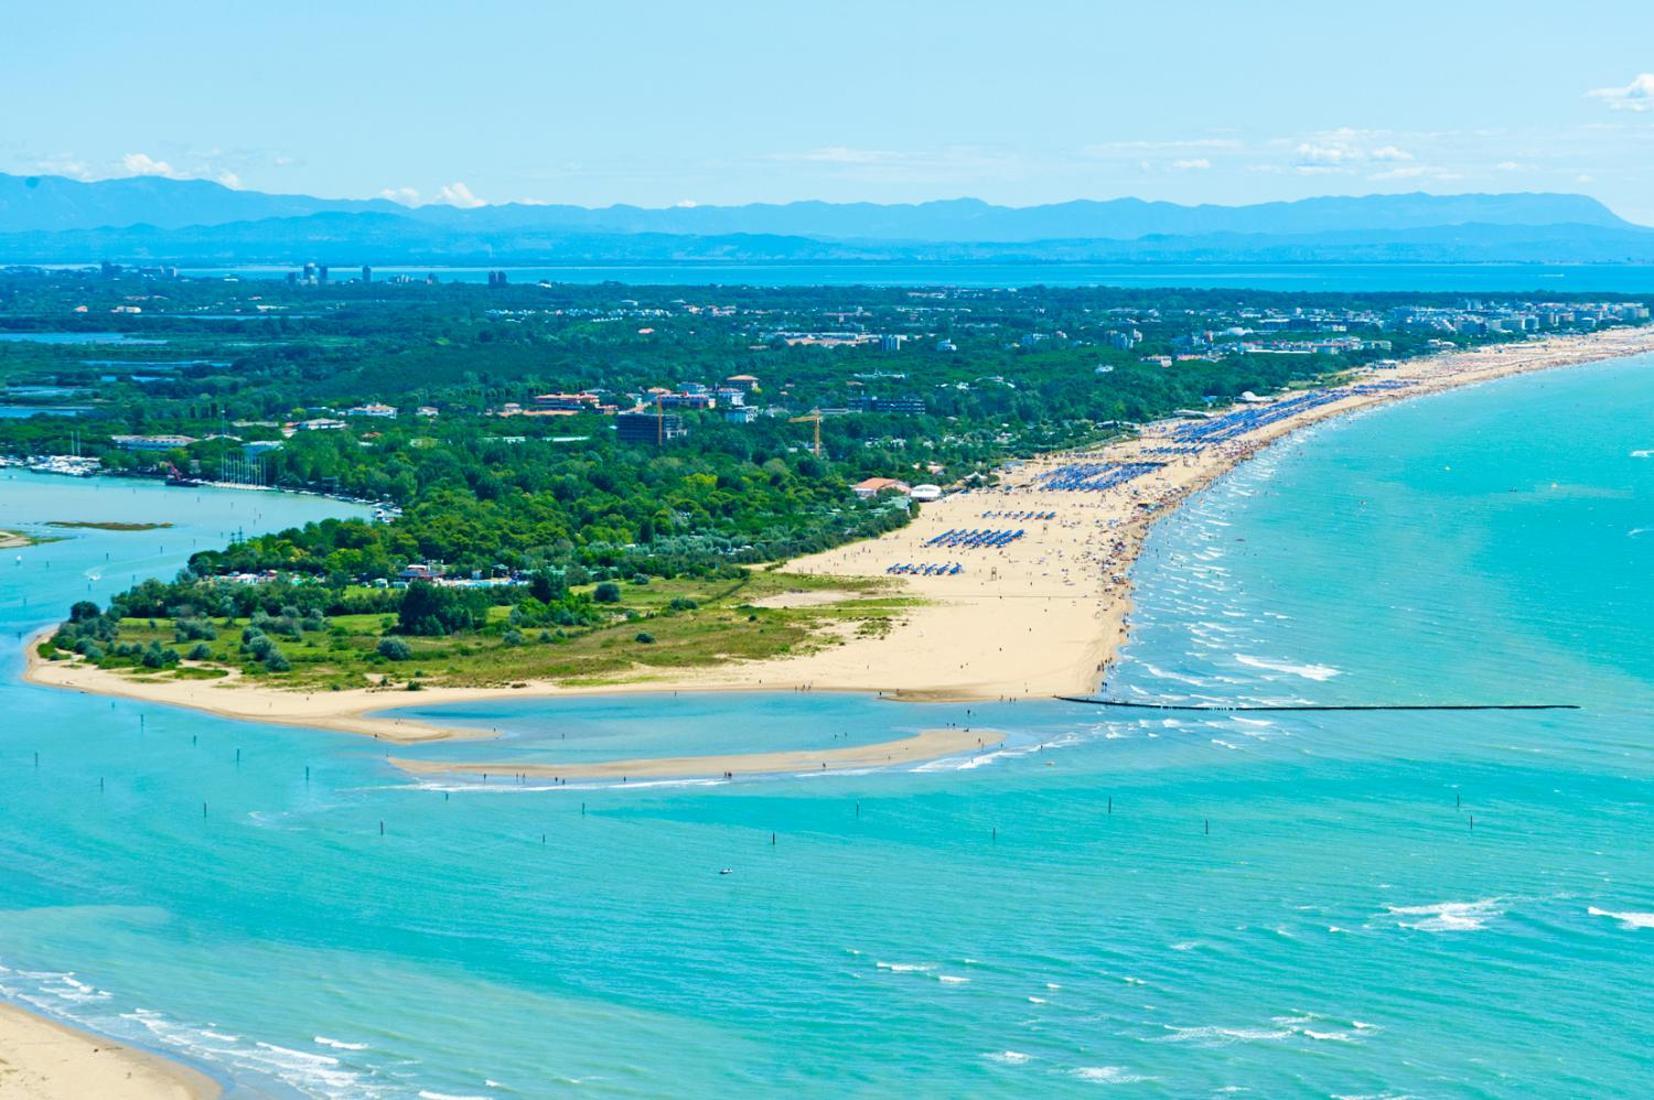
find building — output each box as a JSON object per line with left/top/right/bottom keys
{"left": 656, "top": 392, "right": 716, "bottom": 410}
{"left": 714, "top": 387, "right": 746, "bottom": 407}
{"left": 724, "top": 374, "right": 760, "bottom": 391}
{"left": 616, "top": 409, "right": 686, "bottom": 445}
{"left": 849, "top": 395, "right": 927, "bottom": 415}
{"left": 362, "top": 265, "right": 373, "bottom": 283}
{"left": 723, "top": 406, "right": 759, "bottom": 424}
{"left": 909, "top": 484, "right": 943, "bottom": 502}
{"left": 345, "top": 403, "right": 398, "bottom": 418}
{"left": 851, "top": 477, "right": 911, "bottom": 500}
{"left": 242, "top": 440, "right": 285, "bottom": 457}
{"left": 879, "top": 334, "right": 904, "bottom": 352}
{"left": 532, "top": 392, "right": 603, "bottom": 413}
{"left": 110, "top": 434, "right": 197, "bottom": 453}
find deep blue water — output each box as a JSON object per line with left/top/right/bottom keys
{"left": 0, "top": 355, "right": 1650, "bottom": 1096}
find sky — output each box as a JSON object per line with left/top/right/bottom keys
{"left": 7, "top": 0, "right": 1654, "bottom": 222}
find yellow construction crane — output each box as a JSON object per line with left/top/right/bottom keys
{"left": 789, "top": 411, "right": 823, "bottom": 456}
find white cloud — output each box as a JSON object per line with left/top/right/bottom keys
{"left": 761, "top": 144, "right": 1024, "bottom": 185}
{"left": 379, "top": 183, "right": 489, "bottom": 208}
{"left": 1293, "top": 131, "right": 1414, "bottom": 171}
{"left": 1170, "top": 158, "right": 1212, "bottom": 171}
{"left": 435, "top": 181, "right": 487, "bottom": 208}
{"left": 216, "top": 171, "right": 243, "bottom": 190}
{"left": 1588, "top": 73, "right": 1654, "bottom": 112}
{"left": 1296, "top": 141, "right": 1354, "bottom": 166}
{"left": 1082, "top": 137, "right": 1243, "bottom": 157}
{"left": 1368, "top": 164, "right": 1462, "bottom": 181}
{"left": 1495, "top": 160, "right": 1523, "bottom": 171}
{"left": 780, "top": 146, "right": 895, "bottom": 165}
{"left": 121, "top": 152, "right": 180, "bottom": 178}
{"left": 33, "top": 155, "right": 93, "bottom": 181}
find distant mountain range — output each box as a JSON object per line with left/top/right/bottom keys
{"left": 2, "top": 173, "right": 1652, "bottom": 265}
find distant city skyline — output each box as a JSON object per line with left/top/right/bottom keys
{"left": 9, "top": 1, "right": 1654, "bottom": 222}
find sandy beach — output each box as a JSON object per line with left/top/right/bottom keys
{"left": 391, "top": 725, "right": 1004, "bottom": 781}
{"left": 24, "top": 326, "right": 1654, "bottom": 740}
{"left": 0, "top": 1005, "right": 218, "bottom": 1099}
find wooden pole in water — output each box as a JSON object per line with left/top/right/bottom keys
{"left": 771, "top": 832, "right": 776, "bottom": 846}
{"left": 1108, "top": 796, "right": 1112, "bottom": 815}
{"left": 202, "top": 801, "right": 207, "bottom": 818}
{"left": 379, "top": 820, "right": 385, "bottom": 836}
{"left": 1204, "top": 818, "right": 1209, "bottom": 835}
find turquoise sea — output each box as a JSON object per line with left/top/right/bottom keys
{"left": 1, "top": 354, "right": 1652, "bottom": 1097}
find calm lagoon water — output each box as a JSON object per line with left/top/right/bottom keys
{"left": 0, "top": 332, "right": 167, "bottom": 345}
{"left": 1, "top": 356, "right": 1651, "bottom": 1096}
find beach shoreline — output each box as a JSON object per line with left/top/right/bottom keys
{"left": 22, "top": 326, "right": 1654, "bottom": 743}
{"left": 0, "top": 1004, "right": 219, "bottom": 1099}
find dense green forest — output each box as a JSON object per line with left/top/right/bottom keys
{"left": 7, "top": 267, "right": 1643, "bottom": 686}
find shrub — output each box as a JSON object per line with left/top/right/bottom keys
{"left": 634, "top": 631, "right": 655, "bottom": 644}
{"left": 396, "top": 581, "right": 480, "bottom": 636}
{"left": 263, "top": 648, "right": 291, "bottom": 672}
{"left": 593, "top": 582, "right": 621, "bottom": 604}
{"left": 502, "top": 629, "right": 524, "bottom": 647}
{"left": 377, "top": 637, "right": 413, "bottom": 661}
{"left": 187, "top": 643, "right": 212, "bottom": 661}
{"left": 140, "top": 642, "right": 180, "bottom": 669}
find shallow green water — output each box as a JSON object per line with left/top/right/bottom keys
{"left": 0, "top": 356, "right": 1650, "bottom": 1097}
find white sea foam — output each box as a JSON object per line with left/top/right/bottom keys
{"left": 1234, "top": 654, "right": 1341, "bottom": 681}
{"left": 1157, "top": 1024, "right": 1293, "bottom": 1045}
{"left": 875, "top": 961, "right": 935, "bottom": 973}
{"left": 984, "top": 1050, "right": 1032, "bottom": 1065}
{"left": 1587, "top": 906, "right": 1654, "bottom": 929}
{"left": 1386, "top": 898, "right": 1502, "bottom": 932}
{"left": 937, "top": 974, "right": 970, "bottom": 984}
{"left": 1631, "top": 448, "right": 1653, "bottom": 458}
{"left": 315, "top": 1035, "right": 370, "bottom": 1051}
{"left": 1140, "top": 663, "right": 1210, "bottom": 687}
{"left": 1072, "top": 1065, "right": 1150, "bottom": 1084}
